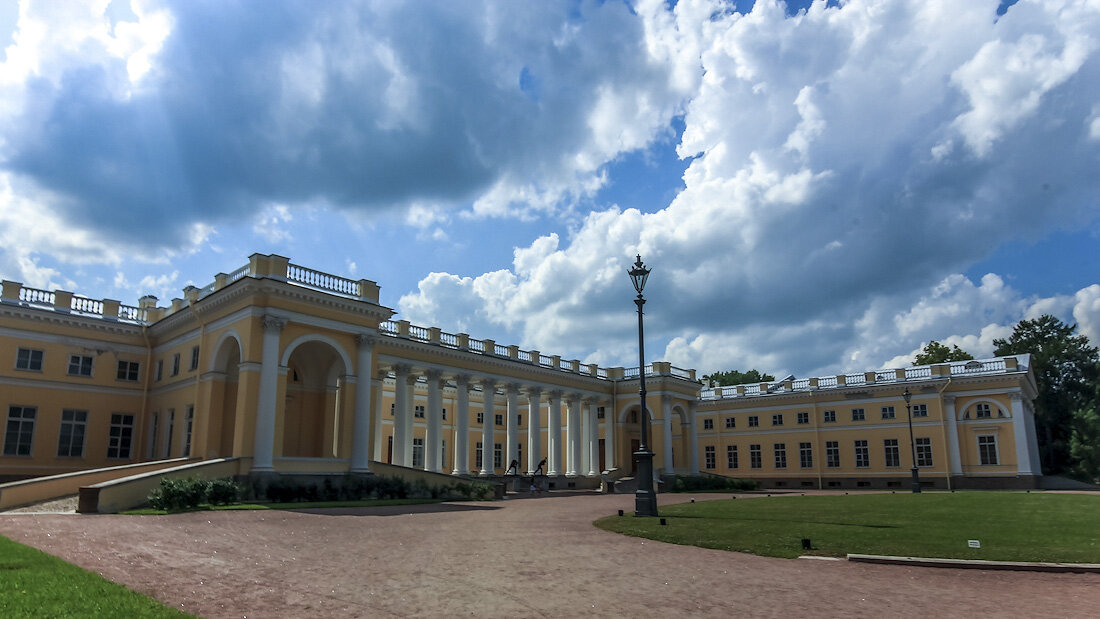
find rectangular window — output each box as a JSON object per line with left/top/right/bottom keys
{"left": 108, "top": 414, "right": 135, "bottom": 459}
{"left": 597, "top": 406, "right": 605, "bottom": 420}
{"left": 774, "top": 443, "right": 787, "bottom": 469}
{"left": 823, "top": 410, "right": 836, "bottom": 423}
{"left": 172, "top": 353, "right": 180, "bottom": 376}
{"left": 68, "top": 354, "right": 93, "bottom": 377}
{"left": 975, "top": 403, "right": 992, "bottom": 419}
{"left": 727, "top": 445, "right": 738, "bottom": 469}
{"left": 799, "top": 442, "right": 813, "bottom": 468}
{"left": 881, "top": 406, "right": 895, "bottom": 420}
{"left": 495, "top": 414, "right": 503, "bottom": 427}
{"left": 475, "top": 441, "right": 483, "bottom": 469}
{"left": 749, "top": 444, "right": 762, "bottom": 469}
{"left": 884, "top": 438, "right": 900, "bottom": 467}
{"left": 415, "top": 405, "right": 425, "bottom": 419}
{"left": 851, "top": 408, "right": 865, "bottom": 421}
{"left": 855, "top": 440, "right": 870, "bottom": 468}
{"left": 183, "top": 406, "right": 194, "bottom": 457}
{"left": 412, "top": 437, "right": 425, "bottom": 467}
{"left": 978, "top": 435, "right": 998, "bottom": 465}
{"left": 117, "top": 360, "right": 140, "bottom": 382}
{"left": 15, "top": 348, "right": 43, "bottom": 371}
{"left": 390, "top": 403, "right": 395, "bottom": 416}
{"left": 771, "top": 414, "right": 783, "bottom": 426}
{"left": 912, "top": 404, "right": 928, "bottom": 418}
{"left": 748, "top": 415, "right": 759, "bottom": 428}
{"left": 704, "top": 445, "right": 716, "bottom": 469}
{"left": 165, "top": 409, "right": 175, "bottom": 458}
{"left": 915, "top": 437, "right": 933, "bottom": 467}
{"left": 155, "top": 360, "right": 163, "bottom": 381}
{"left": 797, "top": 412, "right": 809, "bottom": 425}
{"left": 57, "top": 409, "right": 87, "bottom": 458}
{"left": 725, "top": 417, "right": 736, "bottom": 429}
{"left": 190, "top": 345, "right": 200, "bottom": 371}
{"left": 493, "top": 443, "right": 503, "bottom": 468}
{"left": 825, "top": 441, "right": 840, "bottom": 468}
{"left": 517, "top": 414, "right": 522, "bottom": 427}
{"left": 703, "top": 419, "right": 714, "bottom": 430}
{"left": 476, "top": 412, "right": 484, "bottom": 424}
{"left": 4, "top": 406, "right": 36, "bottom": 456}
{"left": 442, "top": 408, "right": 447, "bottom": 421}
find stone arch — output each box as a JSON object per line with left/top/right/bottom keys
{"left": 209, "top": 329, "right": 243, "bottom": 373}
{"left": 207, "top": 331, "right": 243, "bottom": 458}
{"left": 958, "top": 397, "right": 1010, "bottom": 421}
{"left": 617, "top": 402, "right": 654, "bottom": 424}
{"left": 280, "top": 337, "right": 350, "bottom": 459}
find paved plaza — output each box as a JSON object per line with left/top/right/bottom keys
{"left": 1, "top": 492, "right": 1097, "bottom": 618}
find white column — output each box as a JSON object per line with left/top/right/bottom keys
{"left": 392, "top": 364, "right": 410, "bottom": 467}
{"left": 688, "top": 400, "right": 700, "bottom": 475}
{"left": 251, "top": 316, "right": 285, "bottom": 472}
{"left": 604, "top": 401, "right": 616, "bottom": 471}
{"left": 425, "top": 369, "right": 443, "bottom": 472}
{"left": 506, "top": 383, "right": 520, "bottom": 474}
{"left": 589, "top": 400, "right": 598, "bottom": 477}
{"left": 453, "top": 375, "right": 471, "bottom": 475}
{"left": 1025, "top": 400, "right": 1042, "bottom": 474}
{"left": 943, "top": 396, "right": 963, "bottom": 475}
{"left": 525, "top": 387, "right": 542, "bottom": 474}
{"left": 480, "top": 378, "right": 496, "bottom": 475}
{"left": 371, "top": 370, "right": 385, "bottom": 461}
{"left": 403, "top": 372, "right": 416, "bottom": 467}
{"left": 349, "top": 334, "right": 375, "bottom": 473}
{"left": 580, "top": 399, "right": 592, "bottom": 476}
{"left": 1010, "top": 393, "right": 1033, "bottom": 475}
{"left": 566, "top": 394, "right": 581, "bottom": 477}
{"left": 662, "top": 395, "right": 674, "bottom": 475}
{"left": 547, "top": 390, "right": 562, "bottom": 476}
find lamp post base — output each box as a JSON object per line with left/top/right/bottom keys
{"left": 911, "top": 467, "right": 922, "bottom": 494}
{"left": 634, "top": 449, "right": 659, "bottom": 517}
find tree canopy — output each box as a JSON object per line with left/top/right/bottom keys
{"left": 913, "top": 340, "right": 974, "bottom": 365}
{"left": 993, "top": 315, "right": 1099, "bottom": 477}
{"left": 703, "top": 369, "right": 776, "bottom": 387}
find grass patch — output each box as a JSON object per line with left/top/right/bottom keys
{"left": 123, "top": 497, "right": 444, "bottom": 515}
{"left": 595, "top": 492, "right": 1100, "bottom": 562}
{"left": 0, "top": 535, "right": 189, "bottom": 617}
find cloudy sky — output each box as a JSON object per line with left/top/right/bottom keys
{"left": 2, "top": 0, "right": 1099, "bottom": 379}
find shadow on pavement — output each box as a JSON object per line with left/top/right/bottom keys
{"left": 282, "top": 502, "right": 503, "bottom": 517}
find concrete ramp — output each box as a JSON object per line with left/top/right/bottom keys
{"left": 0, "top": 458, "right": 197, "bottom": 512}
{"left": 78, "top": 458, "right": 243, "bottom": 514}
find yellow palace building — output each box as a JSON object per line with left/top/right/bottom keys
{"left": 1, "top": 254, "right": 1041, "bottom": 490}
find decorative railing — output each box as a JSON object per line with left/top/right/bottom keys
{"left": 539, "top": 354, "right": 555, "bottom": 367}
{"left": 227, "top": 264, "right": 250, "bottom": 283}
{"left": 287, "top": 263, "right": 359, "bottom": 297}
{"left": 467, "top": 338, "right": 485, "bottom": 353}
{"left": 197, "top": 281, "right": 217, "bottom": 299}
{"left": 118, "top": 304, "right": 144, "bottom": 322}
{"left": 791, "top": 378, "right": 811, "bottom": 390}
{"left": 439, "top": 332, "right": 458, "bottom": 347}
{"left": 518, "top": 350, "right": 532, "bottom": 363}
{"left": 905, "top": 366, "right": 931, "bottom": 379}
{"left": 379, "top": 320, "right": 397, "bottom": 335}
{"left": 408, "top": 325, "right": 430, "bottom": 341}
{"left": 875, "top": 370, "right": 897, "bottom": 382}
{"left": 845, "top": 373, "right": 867, "bottom": 385}
{"left": 623, "top": 367, "right": 639, "bottom": 379}
{"left": 817, "top": 376, "right": 838, "bottom": 388}
{"left": 493, "top": 344, "right": 509, "bottom": 356}
{"left": 19, "top": 286, "right": 54, "bottom": 306}
{"left": 952, "top": 359, "right": 1005, "bottom": 374}
{"left": 70, "top": 296, "right": 103, "bottom": 315}
{"left": 670, "top": 366, "right": 693, "bottom": 379}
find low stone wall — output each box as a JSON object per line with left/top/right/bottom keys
{"left": 0, "top": 458, "right": 196, "bottom": 511}
{"left": 79, "top": 458, "right": 243, "bottom": 514}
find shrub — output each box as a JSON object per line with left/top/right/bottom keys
{"left": 147, "top": 476, "right": 211, "bottom": 511}
{"left": 208, "top": 478, "right": 241, "bottom": 505}
{"left": 668, "top": 475, "right": 758, "bottom": 493}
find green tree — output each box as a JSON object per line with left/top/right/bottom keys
{"left": 1069, "top": 391, "right": 1100, "bottom": 483}
{"left": 703, "top": 369, "right": 776, "bottom": 387}
{"left": 913, "top": 340, "right": 974, "bottom": 365}
{"left": 993, "top": 315, "right": 1099, "bottom": 475}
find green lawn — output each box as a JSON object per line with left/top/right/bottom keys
{"left": 123, "top": 497, "right": 445, "bottom": 515}
{"left": 595, "top": 492, "right": 1100, "bottom": 562}
{"left": 0, "top": 536, "right": 189, "bottom": 617}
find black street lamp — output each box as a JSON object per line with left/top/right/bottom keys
{"left": 903, "top": 387, "right": 921, "bottom": 494}
{"left": 629, "top": 254, "right": 659, "bottom": 517}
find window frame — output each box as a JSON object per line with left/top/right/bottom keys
{"left": 116, "top": 360, "right": 140, "bottom": 382}
{"left": 725, "top": 416, "right": 736, "bottom": 429}
{"left": 171, "top": 353, "right": 180, "bottom": 376}
{"left": 825, "top": 440, "right": 840, "bottom": 468}
{"left": 15, "top": 348, "right": 44, "bottom": 371}
{"left": 884, "top": 438, "right": 900, "bottom": 468}
{"left": 703, "top": 419, "right": 714, "bottom": 430}
{"left": 771, "top": 414, "right": 783, "bottom": 426}
{"left": 978, "top": 435, "right": 999, "bottom": 465}
{"left": 799, "top": 442, "right": 813, "bottom": 469}
{"left": 727, "top": 444, "right": 738, "bottom": 469}
{"left": 851, "top": 408, "right": 865, "bottom": 421}
{"left": 4, "top": 405, "right": 37, "bottom": 456}
{"left": 749, "top": 444, "right": 762, "bottom": 469}
{"left": 915, "top": 437, "right": 933, "bottom": 467}
{"left": 881, "top": 406, "right": 895, "bottom": 420}
{"left": 747, "top": 415, "right": 759, "bottom": 428}
{"left": 412, "top": 437, "right": 425, "bottom": 468}
{"left": 773, "top": 443, "right": 787, "bottom": 469}
{"left": 704, "top": 445, "right": 716, "bottom": 470}
{"left": 107, "top": 413, "right": 135, "bottom": 459}
{"left": 912, "top": 404, "right": 928, "bottom": 418}
{"left": 854, "top": 439, "right": 870, "bottom": 468}
{"left": 190, "top": 345, "right": 200, "bottom": 371}
{"left": 823, "top": 410, "right": 836, "bottom": 423}
{"left": 57, "top": 409, "right": 88, "bottom": 458}
{"left": 68, "top": 354, "right": 94, "bottom": 377}
{"left": 796, "top": 412, "right": 809, "bottom": 425}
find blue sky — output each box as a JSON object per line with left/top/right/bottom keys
{"left": 1, "top": 0, "right": 1098, "bottom": 379}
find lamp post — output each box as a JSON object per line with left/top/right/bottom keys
{"left": 903, "top": 388, "right": 921, "bottom": 494}
{"left": 628, "top": 254, "right": 658, "bottom": 517}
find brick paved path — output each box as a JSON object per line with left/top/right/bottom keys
{"left": 1, "top": 492, "right": 1097, "bottom": 617}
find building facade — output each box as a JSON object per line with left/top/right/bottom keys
{"left": 1, "top": 254, "right": 1040, "bottom": 489}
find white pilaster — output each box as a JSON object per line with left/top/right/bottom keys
{"left": 585, "top": 399, "right": 599, "bottom": 477}
{"left": 392, "top": 364, "right": 411, "bottom": 467}
{"left": 371, "top": 370, "right": 384, "bottom": 462}
{"left": 1025, "top": 400, "right": 1042, "bottom": 474}
{"left": 426, "top": 369, "right": 443, "bottom": 472}
{"left": 480, "top": 378, "right": 496, "bottom": 475}
{"left": 943, "top": 396, "right": 963, "bottom": 476}
{"left": 349, "top": 334, "right": 375, "bottom": 473}
{"left": 688, "top": 400, "right": 699, "bottom": 475}
{"left": 252, "top": 315, "right": 285, "bottom": 472}
{"left": 1010, "top": 393, "right": 1033, "bottom": 475}
{"left": 453, "top": 375, "right": 471, "bottom": 475}
{"left": 403, "top": 372, "right": 416, "bottom": 467}
{"left": 525, "top": 387, "right": 542, "bottom": 474}
{"left": 604, "top": 401, "right": 615, "bottom": 471}
{"left": 566, "top": 394, "right": 581, "bottom": 477}
{"left": 506, "top": 383, "right": 520, "bottom": 473}
{"left": 661, "top": 395, "right": 675, "bottom": 475}
{"left": 547, "top": 390, "right": 562, "bottom": 476}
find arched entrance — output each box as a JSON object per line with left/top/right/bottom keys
{"left": 618, "top": 404, "right": 653, "bottom": 475}
{"left": 208, "top": 333, "right": 242, "bottom": 458}
{"left": 281, "top": 339, "right": 348, "bottom": 458}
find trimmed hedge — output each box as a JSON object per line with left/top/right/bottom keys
{"left": 148, "top": 476, "right": 242, "bottom": 511}
{"left": 669, "top": 475, "right": 759, "bottom": 492}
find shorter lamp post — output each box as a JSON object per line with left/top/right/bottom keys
{"left": 903, "top": 387, "right": 921, "bottom": 494}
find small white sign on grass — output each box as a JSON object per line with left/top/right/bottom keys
{"left": 968, "top": 539, "right": 981, "bottom": 549}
